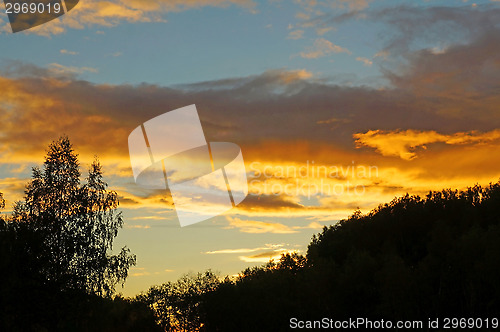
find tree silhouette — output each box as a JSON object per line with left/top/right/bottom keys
{"left": 137, "top": 270, "right": 220, "bottom": 332}
{"left": 11, "top": 136, "right": 136, "bottom": 296}
{"left": 0, "top": 138, "right": 167, "bottom": 331}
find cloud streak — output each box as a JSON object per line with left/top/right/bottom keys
{"left": 354, "top": 129, "right": 500, "bottom": 160}
{"left": 204, "top": 243, "right": 299, "bottom": 263}
{"left": 225, "top": 217, "right": 298, "bottom": 234}
{"left": 299, "top": 38, "right": 351, "bottom": 58}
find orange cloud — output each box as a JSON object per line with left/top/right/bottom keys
{"left": 275, "top": 69, "right": 313, "bottom": 83}
{"left": 354, "top": 129, "right": 500, "bottom": 160}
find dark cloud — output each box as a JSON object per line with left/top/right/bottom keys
{"left": 372, "top": 5, "right": 500, "bottom": 54}
{"left": 308, "top": 3, "right": 500, "bottom": 55}
{"left": 236, "top": 194, "right": 304, "bottom": 211}
{"left": 117, "top": 196, "right": 140, "bottom": 206}
{"left": 246, "top": 250, "right": 283, "bottom": 259}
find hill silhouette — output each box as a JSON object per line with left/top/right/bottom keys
{"left": 139, "top": 183, "right": 500, "bottom": 331}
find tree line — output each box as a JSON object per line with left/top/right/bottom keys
{"left": 137, "top": 184, "right": 500, "bottom": 331}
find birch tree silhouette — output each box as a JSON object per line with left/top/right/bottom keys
{"left": 11, "top": 136, "right": 136, "bottom": 296}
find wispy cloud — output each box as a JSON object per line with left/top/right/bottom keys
{"left": 225, "top": 217, "right": 297, "bottom": 233}
{"left": 238, "top": 248, "right": 300, "bottom": 263}
{"left": 205, "top": 247, "right": 266, "bottom": 254}
{"left": 295, "top": 0, "right": 372, "bottom": 12}
{"left": 130, "top": 267, "right": 151, "bottom": 277}
{"left": 334, "top": 0, "right": 372, "bottom": 11}
{"left": 48, "top": 63, "right": 98, "bottom": 76}
{"left": 205, "top": 244, "right": 283, "bottom": 254}
{"left": 238, "top": 251, "right": 290, "bottom": 263}
{"left": 60, "top": 49, "right": 79, "bottom": 55}
{"left": 205, "top": 244, "right": 299, "bottom": 263}
{"left": 356, "top": 56, "right": 372, "bottom": 66}
{"left": 125, "top": 224, "right": 151, "bottom": 229}
{"left": 287, "top": 29, "right": 304, "bottom": 40}
{"left": 299, "top": 38, "right": 351, "bottom": 59}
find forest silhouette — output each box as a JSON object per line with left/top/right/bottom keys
{"left": 1, "top": 137, "right": 499, "bottom": 331}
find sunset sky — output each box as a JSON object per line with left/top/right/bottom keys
{"left": 1, "top": 0, "right": 500, "bottom": 297}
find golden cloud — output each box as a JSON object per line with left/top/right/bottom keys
{"left": 225, "top": 216, "right": 298, "bottom": 234}
{"left": 354, "top": 129, "right": 500, "bottom": 160}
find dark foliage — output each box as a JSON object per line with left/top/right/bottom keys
{"left": 136, "top": 271, "right": 220, "bottom": 332}
{"left": 0, "top": 137, "right": 159, "bottom": 331}
{"left": 139, "top": 182, "right": 500, "bottom": 331}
